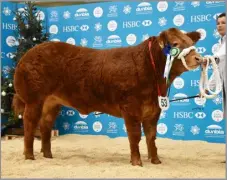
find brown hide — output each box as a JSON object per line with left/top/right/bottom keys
{"left": 13, "top": 28, "right": 202, "bottom": 165}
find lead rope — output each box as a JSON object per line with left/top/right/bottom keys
{"left": 199, "top": 55, "right": 222, "bottom": 99}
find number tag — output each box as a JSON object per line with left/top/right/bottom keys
{"left": 158, "top": 96, "right": 170, "bottom": 111}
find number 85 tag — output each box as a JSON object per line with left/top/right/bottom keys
{"left": 158, "top": 96, "right": 170, "bottom": 111}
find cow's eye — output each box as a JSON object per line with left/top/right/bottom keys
{"left": 173, "top": 43, "right": 178, "bottom": 47}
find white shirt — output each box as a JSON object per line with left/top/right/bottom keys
{"left": 215, "top": 35, "right": 226, "bottom": 59}
{"left": 209, "top": 34, "right": 226, "bottom": 113}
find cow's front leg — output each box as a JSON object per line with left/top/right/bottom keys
{"left": 122, "top": 113, "right": 142, "bottom": 166}
{"left": 142, "top": 118, "right": 161, "bottom": 164}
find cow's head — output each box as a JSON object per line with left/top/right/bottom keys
{"left": 157, "top": 28, "right": 202, "bottom": 74}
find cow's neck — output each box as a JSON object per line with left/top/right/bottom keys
{"left": 145, "top": 37, "right": 169, "bottom": 96}
{"left": 146, "top": 37, "right": 186, "bottom": 87}
{"left": 138, "top": 37, "right": 184, "bottom": 96}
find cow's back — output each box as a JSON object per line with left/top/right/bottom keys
{"left": 15, "top": 41, "right": 149, "bottom": 116}
{"left": 53, "top": 43, "right": 143, "bottom": 115}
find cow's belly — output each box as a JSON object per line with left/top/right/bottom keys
{"left": 50, "top": 94, "right": 122, "bottom": 118}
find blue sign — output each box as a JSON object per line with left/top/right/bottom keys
{"left": 1, "top": 1, "right": 226, "bottom": 143}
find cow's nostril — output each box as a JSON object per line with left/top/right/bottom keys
{"left": 195, "top": 56, "right": 200, "bottom": 61}
{"left": 195, "top": 56, "right": 202, "bottom": 63}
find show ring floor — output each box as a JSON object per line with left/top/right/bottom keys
{"left": 1, "top": 134, "right": 225, "bottom": 178}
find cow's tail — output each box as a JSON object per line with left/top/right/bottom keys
{"left": 12, "top": 94, "right": 25, "bottom": 118}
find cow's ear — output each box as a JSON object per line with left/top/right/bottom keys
{"left": 186, "top": 31, "right": 201, "bottom": 44}
{"left": 157, "top": 31, "right": 168, "bottom": 49}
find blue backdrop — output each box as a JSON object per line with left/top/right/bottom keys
{"left": 1, "top": 1, "right": 226, "bottom": 143}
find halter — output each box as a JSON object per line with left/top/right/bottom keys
{"left": 160, "top": 43, "right": 221, "bottom": 101}
{"left": 177, "top": 46, "right": 197, "bottom": 70}
{"left": 162, "top": 43, "right": 196, "bottom": 83}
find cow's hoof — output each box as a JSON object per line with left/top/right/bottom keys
{"left": 131, "top": 159, "right": 143, "bottom": 167}
{"left": 43, "top": 152, "right": 53, "bottom": 158}
{"left": 151, "top": 158, "right": 161, "bottom": 164}
{"left": 25, "top": 154, "right": 35, "bottom": 160}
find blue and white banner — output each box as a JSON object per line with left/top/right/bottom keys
{"left": 1, "top": 1, "right": 226, "bottom": 143}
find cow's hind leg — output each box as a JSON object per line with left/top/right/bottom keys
{"left": 23, "top": 102, "right": 43, "bottom": 160}
{"left": 40, "top": 96, "right": 61, "bottom": 158}
{"left": 142, "top": 115, "right": 161, "bottom": 164}
{"left": 122, "top": 113, "right": 142, "bottom": 166}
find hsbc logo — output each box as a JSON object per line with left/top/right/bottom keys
{"left": 196, "top": 47, "right": 206, "bottom": 54}
{"left": 66, "top": 110, "right": 75, "bottom": 116}
{"left": 142, "top": 20, "right": 152, "bottom": 26}
{"left": 174, "top": 112, "right": 193, "bottom": 119}
{"left": 0, "top": 52, "right": 14, "bottom": 59}
{"left": 191, "top": 79, "right": 199, "bottom": 87}
{"left": 123, "top": 20, "right": 152, "bottom": 28}
{"left": 213, "top": 13, "right": 221, "bottom": 20}
{"left": 1, "top": 52, "right": 5, "bottom": 59}
{"left": 63, "top": 25, "right": 79, "bottom": 32}
{"left": 80, "top": 25, "right": 89, "bottom": 31}
{"left": 2, "top": 23, "right": 17, "bottom": 30}
{"left": 123, "top": 21, "right": 140, "bottom": 28}
{"left": 195, "top": 112, "right": 206, "bottom": 119}
{"left": 190, "top": 14, "right": 211, "bottom": 23}
{"left": 63, "top": 25, "right": 89, "bottom": 32}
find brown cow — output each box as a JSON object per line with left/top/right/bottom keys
{"left": 12, "top": 28, "right": 202, "bottom": 166}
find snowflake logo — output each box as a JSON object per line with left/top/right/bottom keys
{"left": 213, "top": 29, "right": 221, "bottom": 39}
{"left": 63, "top": 11, "right": 71, "bottom": 19}
{"left": 6, "top": 52, "right": 15, "bottom": 59}
{"left": 123, "top": 5, "right": 131, "bottom": 14}
{"left": 109, "top": 5, "right": 117, "bottom": 13}
{"left": 63, "top": 122, "right": 70, "bottom": 130}
{"left": 190, "top": 125, "right": 200, "bottom": 135}
{"left": 142, "top": 34, "right": 149, "bottom": 41}
{"left": 2, "top": 66, "right": 11, "bottom": 75}
{"left": 158, "top": 17, "right": 167, "bottom": 26}
{"left": 212, "top": 94, "right": 223, "bottom": 105}
{"left": 80, "top": 38, "right": 88, "bottom": 47}
{"left": 3, "top": 7, "right": 11, "bottom": 16}
{"left": 94, "top": 22, "right": 102, "bottom": 31}
{"left": 108, "top": 122, "right": 117, "bottom": 129}
{"left": 191, "top": 1, "right": 200, "bottom": 7}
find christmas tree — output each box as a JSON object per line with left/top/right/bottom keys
{"left": 1, "top": 1, "right": 49, "bottom": 135}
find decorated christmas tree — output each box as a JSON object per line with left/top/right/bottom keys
{"left": 1, "top": 1, "right": 49, "bottom": 135}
